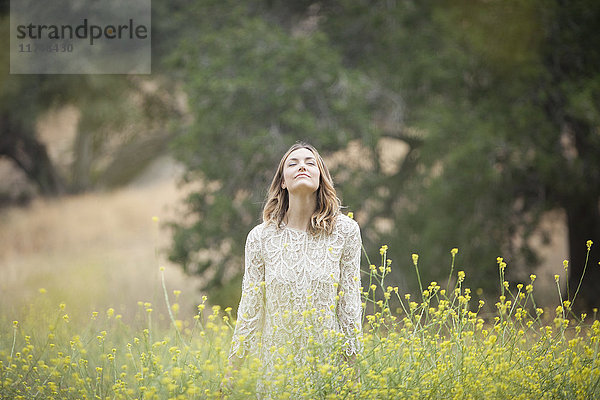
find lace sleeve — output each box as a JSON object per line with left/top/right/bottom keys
{"left": 229, "top": 225, "right": 265, "bottom": 360}
{"left": 337, "top": 219, "right": 363, "bottom": 355}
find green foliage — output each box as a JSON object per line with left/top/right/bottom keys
{"left": 167, "top": 2, "right": 382, "bottom": 297}
{"left": 0, "top": 6, "right": 181, "bottom": 197}
{"left": 165, "top": 0, "right": 600, "bottom": 308}
{"left": 315, "top": 0, "right": 600, "bottom": 304}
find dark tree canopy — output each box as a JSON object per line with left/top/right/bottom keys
{"left": 167, "top": 0, "right": 600, "bottom": 311}
{"left": 165, "top": 1, "right": 390, "bottom": 306}
{"left": 318, "top": 0, "right": 600, "bottom": 309}
{"left": 0, "top": 5, "right": 181, "bottom": 200}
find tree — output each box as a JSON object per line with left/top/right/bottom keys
{"left": 0, "top": 12, "right": 71, "bottom": 195}
{"left": 318, "top": 0, "right": 600, "bottom": 310}
{"left": 0, "top": 4, "right": 181, "bottom": 200}
{"left": 166, "top": 1, "right": 390, "bottom": 306}
{"left": 166, "top": 0, "right": 599, "bottom": 311}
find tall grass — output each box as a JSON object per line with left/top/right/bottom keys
{"left": 1, "top": 242, "right": 599, "bottom": 399}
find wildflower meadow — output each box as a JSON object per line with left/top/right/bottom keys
{"left": 1, "top": 241, "right": 599, "bottom": 399}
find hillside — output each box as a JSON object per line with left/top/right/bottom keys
{"left": 0, "top": 154, "right": 205, "bottom": 323}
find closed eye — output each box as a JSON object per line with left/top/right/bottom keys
{"left": 286, "top": 157, "right": 316, "bottom": 166}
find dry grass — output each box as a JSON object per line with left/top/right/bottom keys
{"left": 0, "top": 159, "right": 202, "bottom": 324}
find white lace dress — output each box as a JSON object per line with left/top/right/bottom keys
{"left": 229, "top": 214, "right": 363, "bottom": 387}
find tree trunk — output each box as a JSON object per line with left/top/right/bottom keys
{"left": 0, "top": 113, "right": 65, "bottom": 196}
{"left": 71, "top": 130, "right": 93, "bottom": 192}
{"left": 566, "top": 199, "right": 600, "bottom": 313}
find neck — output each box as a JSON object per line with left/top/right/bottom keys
{"left": 285, "top": 192, "right": 317, "bottom": 231}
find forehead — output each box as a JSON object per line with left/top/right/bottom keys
{"left": 286, "top": 147, "right": 316, "bottom": 161}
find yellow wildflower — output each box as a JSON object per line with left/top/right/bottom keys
{"left": 412, "top": 253, "right": 419, "bottom": 266}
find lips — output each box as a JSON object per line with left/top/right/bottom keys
{"left": 295, "top": 173, "right": 310, "bottom": 179}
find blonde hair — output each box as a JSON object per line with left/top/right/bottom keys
{"left": 263, "top": 142, "right": 341, "bottom": 235}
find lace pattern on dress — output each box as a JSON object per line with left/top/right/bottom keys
{"left": 229, "top": 214, "right": 363, "bottom": 365}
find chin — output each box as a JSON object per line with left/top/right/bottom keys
{"left": 290, "top": 183, "right": 319, "bottom": 193}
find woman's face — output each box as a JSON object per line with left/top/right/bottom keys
{"left": 282, "top": 147, "right": 321, "bottom": 195}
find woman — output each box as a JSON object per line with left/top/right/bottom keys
{"left": 226, "top": 142, "right": 363, "bottom": 396}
